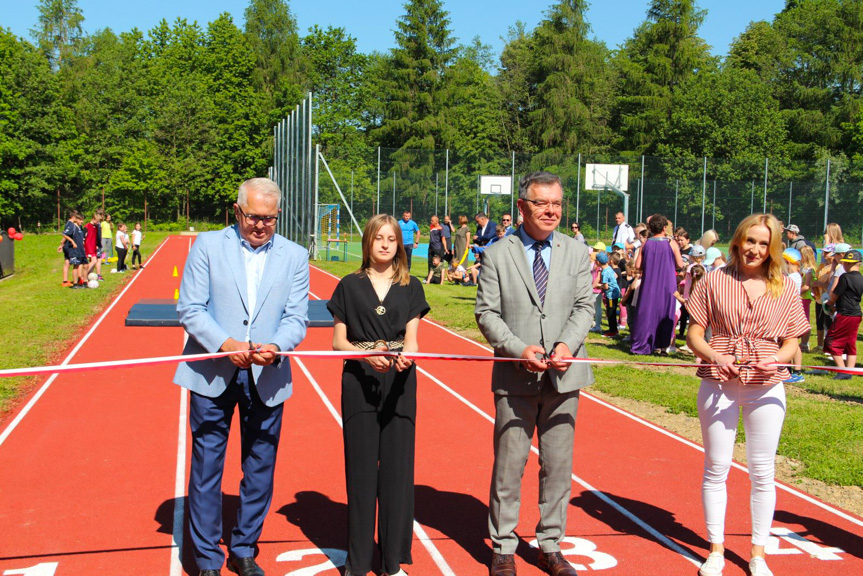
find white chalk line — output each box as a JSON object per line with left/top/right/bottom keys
{"left": 294, "top": 355, "right": 456, "bottom": 576}
{"left": 0, "top": 235, "right": 174, "bottom": 449}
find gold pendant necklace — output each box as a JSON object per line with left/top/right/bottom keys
{"left": 369, "top": 271, "right": 393, "bottom": 315}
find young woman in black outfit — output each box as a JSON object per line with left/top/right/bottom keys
{"left": 327, "top": 214, "right": 430, "bottom": 576}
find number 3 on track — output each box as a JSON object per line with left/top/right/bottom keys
{"left": 529, "top": 537, "right": 617, "bottom": 571}
{"left": 277, "top": 548, "right": 347, "bottom": 575}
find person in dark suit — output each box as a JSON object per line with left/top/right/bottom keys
{"left": 475, "top": 171, "right": 595, "bottom": 576}
{"left": 474, "top": 212, "right": 498, "bottom": 246}
{"left": 174, "top": 177, "right": 310, "bottom": 576}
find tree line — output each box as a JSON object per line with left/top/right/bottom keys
{"left": 3, "top": 0, "right": 863, "bottom": 232}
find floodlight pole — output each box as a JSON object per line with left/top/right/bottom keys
{"left": 701, "top": 157, "right": 707, "bottom": 236}
{"left": 313, "top": 144, "right": 320, "bottom": 260}
{"left": 575, "top": 153, "right": 581, "bottom": 223}
{"left": 445, "top": 149, "right": 449, "bottom": 217}
{"left": 824, "top": 157, "right": 831, "bottom": 231}
{"left": 763, "top": 157, "right": 769, "bottom": 213}
{"left": 674, "top": 180, "right": 678, "bottom": 225}
{"left": 639, "top": 156, "right": 644, "bottom": 223}
{"left": 511, "top": 151, "right": 516, "bottom": 218}
{"left": 788, "top": 182, "right": 792, "bottom": 223}
{"left": 377, "top": 147, "right": 381, "bottom": 215}
{"left": 712, "top": 180, "right": 716, "bottom": 230}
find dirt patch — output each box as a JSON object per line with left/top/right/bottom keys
{"left": 589, "top": 389, "right": 863, "bottom": 518}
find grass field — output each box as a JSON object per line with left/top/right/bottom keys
{"left": 315, "top": 259, "right": 863, "bottom": 488}
{"left": 0, "top": 232, "right": 173, "bottom": 416}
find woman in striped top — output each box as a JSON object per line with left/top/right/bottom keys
{"left": 685, "top": 213, "right": 809, "bottom": 576}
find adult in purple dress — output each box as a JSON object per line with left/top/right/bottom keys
{"left": 631, "top": 214, "right": 684, "bottom": 355}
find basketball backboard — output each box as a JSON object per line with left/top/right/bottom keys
{"left": 585, "top": 164, "right": 629, "bottom": 192}
{"left": 480, "top": 175, "right": 513, "bottom": 195}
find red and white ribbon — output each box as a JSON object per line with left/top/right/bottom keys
{"left": 1, "top": 348, "right": 859, "bottom": 379}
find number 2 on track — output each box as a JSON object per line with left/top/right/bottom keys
{"left": 277, "top": 548, "right": 347, "bottom": 575}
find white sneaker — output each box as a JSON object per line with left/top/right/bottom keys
{"left": 699, "top": 552, "right": 725, "bottom": 576}
{"left": 749, "top": 557, "right": 773, "bottom": 576}
{"left": 383, "top": 571, "right": 407, "bottom": 576}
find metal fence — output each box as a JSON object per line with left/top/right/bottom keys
{"left": 310, "top": 148, "right": 863, "bottom": 250}
{"left": 269, "top": 92, "right": 316, "bottom": 254}
{"left": 269, "top": 104, "right": 863, "bottom": 258}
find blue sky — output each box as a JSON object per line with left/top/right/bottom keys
{"left": 2, "top": 0, "right": 785, "bottom": 58}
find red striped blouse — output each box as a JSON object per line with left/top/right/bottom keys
{"left": 686, "top": 266, "right": 810, "bottom": 385}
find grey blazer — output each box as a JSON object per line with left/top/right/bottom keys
{"left": 475, "top": 230, "right": 595, "bottom": 395}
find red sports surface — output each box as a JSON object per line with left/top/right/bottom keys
{"left": 0, "top": 235, "right": 861, "bottom": 576}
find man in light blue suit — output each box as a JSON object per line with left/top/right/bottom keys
{"left": 174, "top": 177, "right": 309, "bottom": 576}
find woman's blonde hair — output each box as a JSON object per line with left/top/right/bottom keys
{"left": 697, "top": 229, "right": 719, "bottom": 248}
{"left": 727, "top": 213, "right": 784, "bottom": 298}
{"left": 800, "top": 245, "right": 817, "bottom": 272}
{"left": 357, "top": 214, "right": 411, "bottom": 286}
{"left": 825, "top": 222, "right": 844, "bottom": 244}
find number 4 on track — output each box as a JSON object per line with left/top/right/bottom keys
{"left": 3, "top": 563, "right": 59, "bottom": 576}
{"left": 766, "top": 527, "right": 845, "bottom": 561}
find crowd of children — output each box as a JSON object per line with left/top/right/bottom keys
{"left": 584, "top": 217, "right": 863, "bottom": 382}
{"left": 58, "top": 209, "right": 145, "bottom": 288}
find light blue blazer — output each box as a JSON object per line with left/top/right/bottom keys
{"left": 173, "top": 226, "right": 309, "bottom": 406}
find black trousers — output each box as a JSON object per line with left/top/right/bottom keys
{"left": 403, "top": 244, "right": 413, "bottom": 270}
{"left": 605, "top": 297, "right": 619, "bottom": 333}
{"left": 131, "top": 245, "right": 142, "bottom": 266}
{"left": 116, "top": 247, "right": 128, "bottom": 271}
{"left": 677, "top": 304, "right": 690, "bottom": 338}
{"left": 341, "top": 360, "right": 416, "bottom": 575}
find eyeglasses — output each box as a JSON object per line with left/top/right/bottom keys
{"left": 236, "top": 205, "right": 278, "bottom": 227}
{"left": 571, "top": 226, "right": 579, "bottom": 230}
{"left": 502, "top": 218, "right": 511, "bottom": 222}
{"left": 523, "top": 199, "right": 563, "bottom": 210}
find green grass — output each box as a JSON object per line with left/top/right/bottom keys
{"left": 0, "top": 232, "right": 172, "bottom": 414}
{"left": 314, "top": 258, "right": 863, "bottom": 487}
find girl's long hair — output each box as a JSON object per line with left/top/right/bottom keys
{"left": 726, "top": 213, "right": 784, "bottom": 298}
{"left": 799, "top": 245, "right": 817, "bottom": 273}
{"left": 825, "top": 222, "right": 844, "bottom": 244}
{"left": 357, "top": 214, "right": 411, "bottom": 286}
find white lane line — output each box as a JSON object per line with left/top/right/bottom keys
{"left": 170, "top": 239, "right": 194, "bottom": 576}
{"left": 309, "top": 266, "right": 863, "bottom": 528}
{"left": 295, "top": 357, "right": 456, "bottom": 576}
{"left": 584, "top": 392, "right": 863, "bottom": 528}
{"left": 0, "top": 235, "right": 174, "bottom": 449}
{"left": 416, "top": 366, "right": 702, "bottom": 568}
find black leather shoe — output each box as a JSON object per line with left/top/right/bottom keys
{"left": 199, "top": 571, "right": 221, "bottom": 576}
{"left": 228, "top": 556, "right": 265, "bottom": 576}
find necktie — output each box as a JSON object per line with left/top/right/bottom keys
{"left": 532, "top": 241, "right": 548, "bottom": 305}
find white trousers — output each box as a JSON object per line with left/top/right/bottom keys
{"left": 698, "top": 378, "right": 786, "bottom": 546}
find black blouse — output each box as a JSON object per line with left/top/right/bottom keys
{"left": 327, "top": 272, "right": 430, "bottom": 343}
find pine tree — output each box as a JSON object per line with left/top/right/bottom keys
{"left": 373, "top": 0, "right": 455, "bottom": 149}
{"left": 30, "top": 0, "right": 84, "bottom": 71}
{"left": 611, "top": 0, "right": 713, "bottom": 155}
{"left": 528, "top": 0, "right": 612, "bottom": 155}
{"left": 243, "top": 0, "right": 304, "bottom": 121}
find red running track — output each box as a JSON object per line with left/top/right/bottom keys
{"left": 0, "top": 234, "right": 861, "bottom": 576}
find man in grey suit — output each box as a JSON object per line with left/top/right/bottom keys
{"left": 475, "top": 171, "right": 595, "bottom": 576}
{"left": 174, "top": 178, "right": 309, "bottom": 576}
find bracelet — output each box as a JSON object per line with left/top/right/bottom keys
{"left": 770, "top": 355, "right": 780, "bottom": 364}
